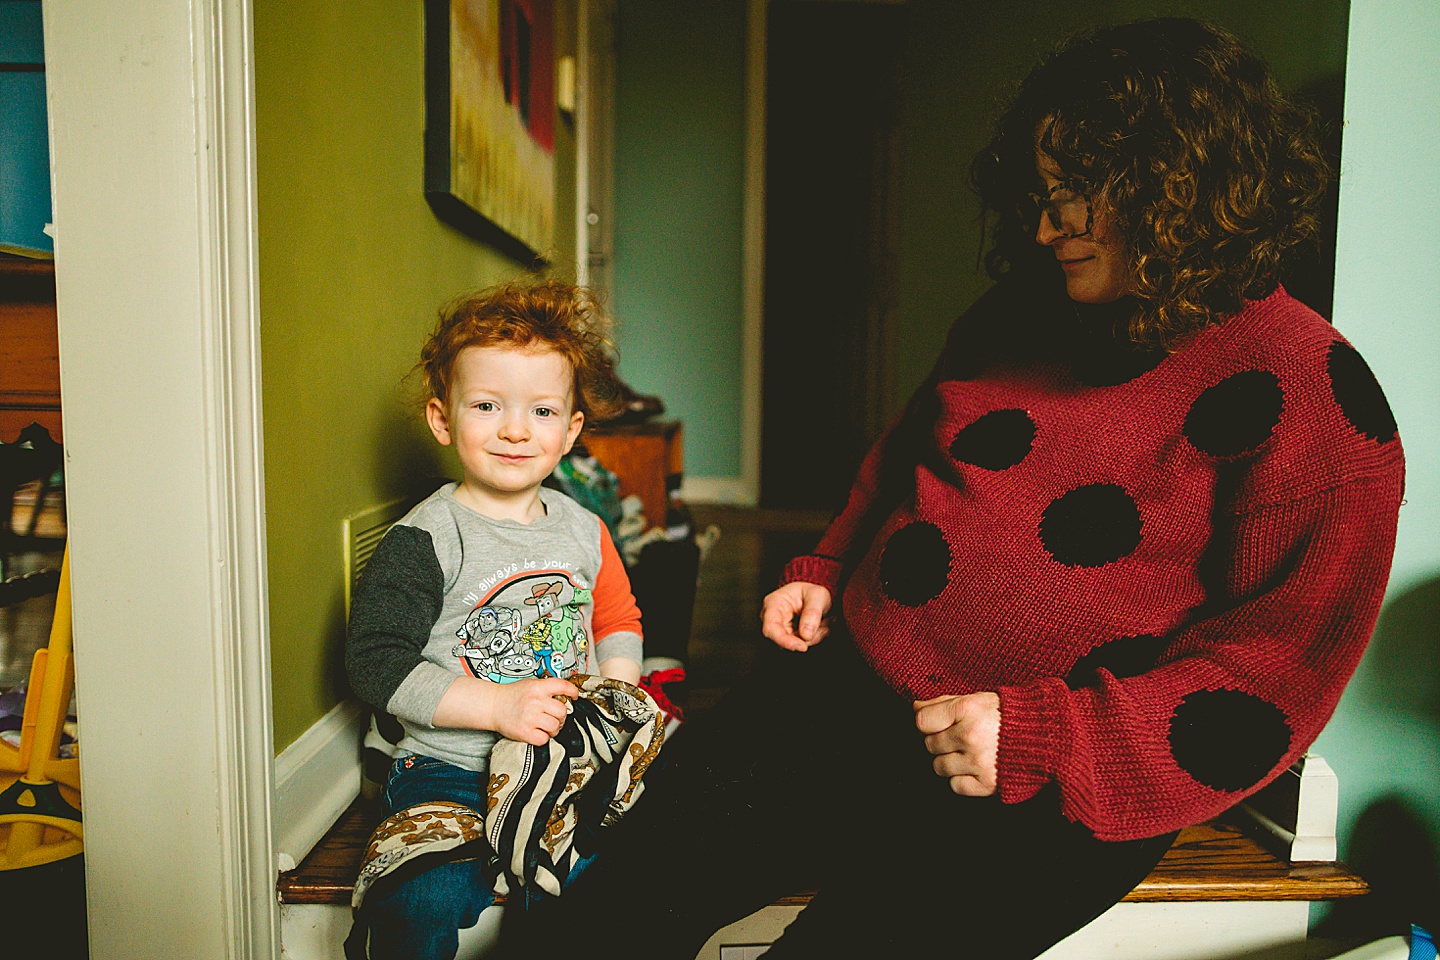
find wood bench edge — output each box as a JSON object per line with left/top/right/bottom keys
{"left": 276, "top": 801, "right": 1370, "bottom": 907}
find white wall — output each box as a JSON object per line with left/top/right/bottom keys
{"left": 43, "top": 0, "right": 275, "bottom": 956}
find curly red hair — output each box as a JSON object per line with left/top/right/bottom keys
{"left": 420, "top": 279, "right": 623, "bottom": 422}
{"left": 972, "top": 18, "right": 1330, "bottom": 346}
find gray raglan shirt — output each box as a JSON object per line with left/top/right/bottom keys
{"left": 345, "top": 483, "right": 644, "bottom": 771}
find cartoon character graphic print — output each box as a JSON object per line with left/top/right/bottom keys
{"left": 452, "top": 572, "right": 591, "bottom": 683}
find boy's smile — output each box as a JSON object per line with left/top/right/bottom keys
{"left": 426, "top": 344, "right": 584, "bottom": 523}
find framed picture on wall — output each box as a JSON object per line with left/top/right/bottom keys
{"left": 425, "top": 0, "right": 556, "bottom": 264}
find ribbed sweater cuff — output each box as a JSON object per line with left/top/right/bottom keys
{"left": 782, "top": 554, "right": 843, "bottom": 595}
{"left": 996, "top": 679, "right": 1070, "bottom": 805}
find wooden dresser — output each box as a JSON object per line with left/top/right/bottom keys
{"left": 582, "top": 419, "right": 683, "bottom": 529}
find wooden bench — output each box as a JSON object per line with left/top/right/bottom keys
{"left": 278, "top": 792, "right": 1368, "bottom": 960}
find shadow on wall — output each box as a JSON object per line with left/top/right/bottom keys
{"left": 374, "top": 398, "right": 448, "bottom": 507}
{"left": 1319, "top": 575, "right": 1440, "bottom": 940}
{"left": 1358, "top": 574, "right": 1440, "bottom": 720}
{"left": 1316, "top": 795, "right": 1440, "bottom": 941}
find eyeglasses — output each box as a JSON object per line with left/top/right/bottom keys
{"left": 1024, "top": 179, "right": 1094, "bottom": 238}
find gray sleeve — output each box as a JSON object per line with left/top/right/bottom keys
{"left": 345, "top": 524, "right": 451, "bottom": 717}
{"left": 593, "top": 631, "right": 643, "bottom": 668}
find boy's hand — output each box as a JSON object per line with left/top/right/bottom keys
{"left": 914, "top": 692, "right": 1000, "bottom": 797}
{"left": 599, "top": 656, "right": 641, "bottom": 685}
{"left": 761, "top": 581, "right": 832, "bottom": 652}
{"left": 485, "top": 677, "right": 575, "bottom": 746}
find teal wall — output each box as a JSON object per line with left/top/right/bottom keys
{"left": 1310, "top": 0, "right": 1440, "bottom": 934}
{"left": 611, "top": 0, "right": 747, "bottom": 479}
{"left": 0, "top": 0, "right": 52, "bottom": 257}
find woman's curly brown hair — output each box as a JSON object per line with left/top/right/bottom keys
{"left": 972, "top": 18, "right": 1330, "bottom": 346}
{"left": 420, "top": 279, "right": 624, "bottom": 422}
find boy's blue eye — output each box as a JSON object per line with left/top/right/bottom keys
{"left": 535, "top": 407, "right": 554, "bottom": 418}
{"left": 475, "top": 401, "right": 497, "bottom": 412}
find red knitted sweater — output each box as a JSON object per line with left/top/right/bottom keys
{"left": 783, "top": 284, "right": 1404, "bottom": 841}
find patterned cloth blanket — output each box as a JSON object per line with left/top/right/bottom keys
{"left": 350, "top": 801, "right": 488, "bottom": 911}
{"left": 346, "top": 676, "right": 665, "bottom": 957}
{"left": 486, "top": 674, "right": 665, "bottom": 897}
{"left": 344, "top": 801, "right": 489, "bottom": 959}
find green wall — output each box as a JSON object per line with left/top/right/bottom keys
{"left": 611, "top": 0, "right": 747, "bottom": 480}
{"left": 255, "top": 0, "right": 576, "bottom": 751}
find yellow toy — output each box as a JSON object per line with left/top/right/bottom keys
{"left": 0, "top": 545, "right": 82, "bottom": 869}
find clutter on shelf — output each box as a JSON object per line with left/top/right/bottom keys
{"left": 0, "top": 546, "right": 82, "bottom": 870}
{"left": 0, "top": 683, "right": 78, "bottom": 760}
{"left": 594, "top": 361, "right": 666, "bottom": 427}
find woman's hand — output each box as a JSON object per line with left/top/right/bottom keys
{"left": 761, "top": 581, "right": 832, "bottom": 651}
{"left": 914, "top": 692, "right": 1000, "bottom": 796}
{"left": 433, "top": 675, "right": 574, "bottom": 745}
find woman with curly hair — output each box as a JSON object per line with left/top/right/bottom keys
{"left": 973, "top": 16, "right": 1330, "bottom": 345}
{"left": 498, "top": 19, "right": 1403, "bottom": 959}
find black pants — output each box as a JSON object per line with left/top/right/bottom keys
{"left": 498, "top": 638, "right": 1176, "bottom": 959}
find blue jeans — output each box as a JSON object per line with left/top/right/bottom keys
{"left": 367, "top": 754, "right": 591, "bottom": 960}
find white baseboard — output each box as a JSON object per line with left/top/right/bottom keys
{"left": 280, "top": 904, "right": 356, "bottom": 960}
{"left": 681, "top": 476, "right": 757, "bottom": 506}
{"left": 280, "top": 903, "right": 503, "bottom": 960}
{"left": 274, "top": 699, "right": 366, "bottom": 867}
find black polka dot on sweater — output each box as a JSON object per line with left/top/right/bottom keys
{"left": 1039, "top": 484, "right": 1142, "bottom": 568}
{"left": 949, "top": 409, "right": 1036, "bottom": 470}
{"left": 1183, "top": 370, "right": 1283, "bottom": 457}
{"left": 1328, "top": 341, "right": 1397, "bottom": 443}
{"left": 879, "top": 521, "right": 951, "bottom": 606}
{"left": 1064, "top": 634, "right": 1167, "bottom": 689}
{"left": 1168, "top": 689, "right": 1292, "bottom": 792}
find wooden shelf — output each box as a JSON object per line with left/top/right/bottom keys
{"left": 278, "top": 799, "right": 1368, "bottom": 907}
{"left": 0, "top": 252, "right": 55, "bottom": 276}
{"left": 0, "top": 254, "right": 60, "bottom": 443}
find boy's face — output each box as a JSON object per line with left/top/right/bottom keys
{"left": 426, "top": 344, "right": 584, "bottom": 520}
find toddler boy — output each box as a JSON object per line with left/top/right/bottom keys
{"left": 345, "top": 280, "right": 642, "bottom": 960}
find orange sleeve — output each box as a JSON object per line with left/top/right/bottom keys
{"left": 592, "top": 521, "right": 643, "bottom": 644}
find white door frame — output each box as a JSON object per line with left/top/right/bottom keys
{"left": 43, "top": 0, "right": 275, "bottom": 957}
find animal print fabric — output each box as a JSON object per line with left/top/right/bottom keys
{"left": 486, "top": 674, "right": 665, "bottom": 897}
{"left": 351, "top": 800, "right": 488, "bottom": 910}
